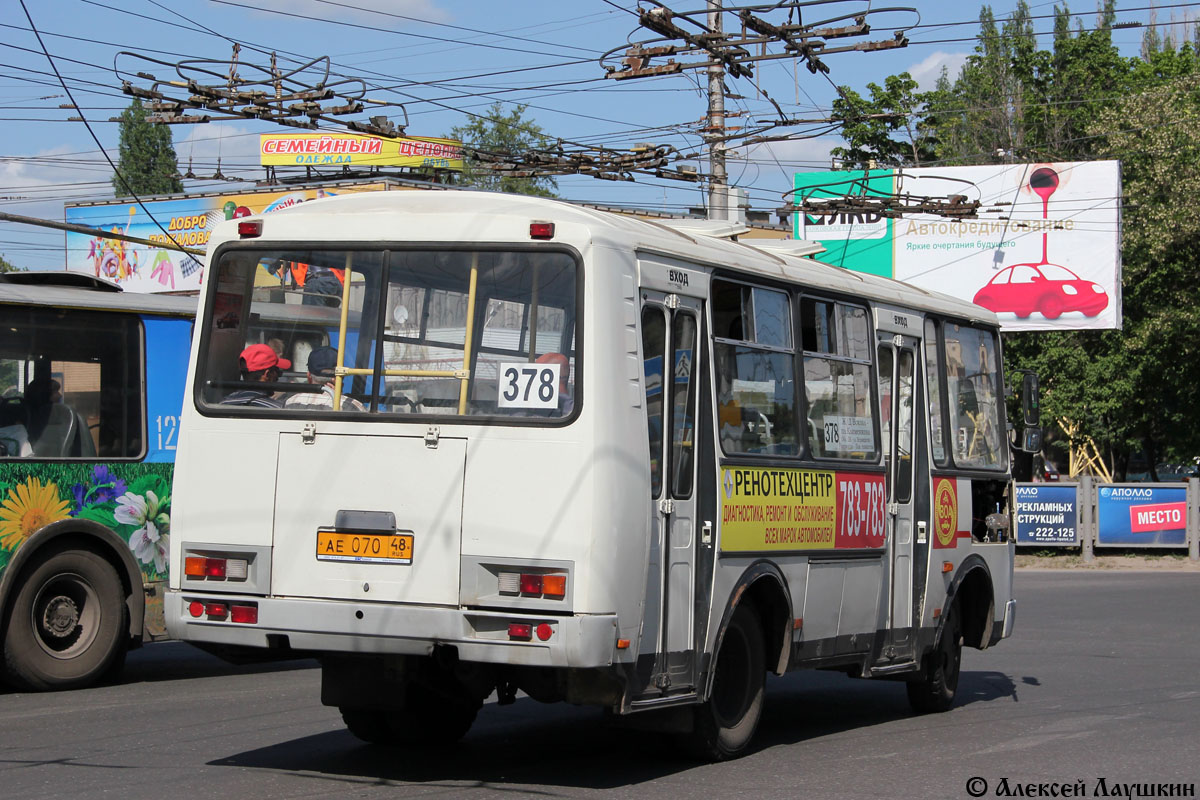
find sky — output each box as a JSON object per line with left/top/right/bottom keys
{"left": 0, "top": 0, "right": 1179, "bottom": 269}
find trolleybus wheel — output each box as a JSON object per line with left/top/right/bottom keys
{"left": 907, "top": 601, "right": 962, "bottom": 713}
{"left": 685, "top": 602, "right": 765, "bottom": 761}
{"left": 3, "top": 547, "right": 127, "bottom": 691}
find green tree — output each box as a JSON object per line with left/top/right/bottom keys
{"left": 0, "top": 253, "right": 18, "bottom": 272}
{"left": 829, "top": 73, "right": 936, "bottom": 168}
{"left": 448, "top": 102, "right": 558, "bottom": 197}
{"left": 111, "top": 98, "right": 182, "bottom": 197}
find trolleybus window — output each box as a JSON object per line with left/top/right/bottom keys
{"left": 800, "top": 297, "right": 876, "bottom": 460}
{"left": 0, "top": 306, "right": 141, "bottom": 459}
{"left": 198, "top": 248, "right": 577, "bottom": 420}
{"left": 711, "top": 279, "right": 797, "bottom": 456}
{"left": 943, "top": 322, "right": 1004, "bottom": 470}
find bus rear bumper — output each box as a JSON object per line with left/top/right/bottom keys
{"left": 165, "top": 591, "right": 618, "bottom": 668}
{"left": 1001, "top": 598, "right": 1017, "bottom": 639}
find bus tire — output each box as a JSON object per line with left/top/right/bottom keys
{"left": 907, "top": 601, "right": 962, "bottom": 713}
{"left": 340, "top": 708, "right": 399, "bottom": 745}
{"left": 340, "top": 692, "right": 479, "bottom": 746}
{"left": 3, "top": 547, "right": 127, "bottom": 691}
{"left": 685, "top": 602, "right": 765, "bottom": 761}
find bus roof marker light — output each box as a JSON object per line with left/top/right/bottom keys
{"left": 238, "top": 220, "right": 262, "bottom": 238}
{"left": 529, "top": 221, "right": 554, "bottom": 240}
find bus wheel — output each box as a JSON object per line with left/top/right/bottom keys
{"left": 340, "top": 708, "right": 399, "bottom": 745}
{"left": 685, "top": 603, "right": 765, "bottom": 761}
{"left": 341, "top": 690, "right": 479, "bottom": 746}
{"left": 907, "top": 602, "right": 962, "bottom": 713}
{"left": 3, "top": 548, "right": 127, "bottom": 691}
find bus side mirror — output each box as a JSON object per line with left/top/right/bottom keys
{"left": 1021, "top": 372, "right": 1040, "bottom": 428}
{"left": 1018, "top": 371, "right": 1041, "bottom": 453}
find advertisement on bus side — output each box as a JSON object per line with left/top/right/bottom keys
{"left": 719, "top": 466, "right": 886, "bottom": 551}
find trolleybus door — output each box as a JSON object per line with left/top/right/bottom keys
{"left": 876, "top": 334, "right": 924, "bottom": 663}
{"left": 639, "top": 292, "right": 703, "bottom": 693}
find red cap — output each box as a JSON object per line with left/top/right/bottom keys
{"left": 240, "top": 343, "right": 291, "bottom": 372}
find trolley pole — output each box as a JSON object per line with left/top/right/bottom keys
{"left": 706, "top": 0, "right": 727, "bottom": 221}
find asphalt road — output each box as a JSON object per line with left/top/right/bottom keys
{"left": 1, "top": 570, "right": 1197, "bottom": 800}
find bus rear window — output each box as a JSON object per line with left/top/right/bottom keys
{"left": 197, "top": 247, "right": 578, "bottom": 421}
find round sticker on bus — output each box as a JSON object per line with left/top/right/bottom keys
{"left": 498, "top": 362, "right": 560, "bottom": 409}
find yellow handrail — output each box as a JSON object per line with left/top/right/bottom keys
{"left": 325, "top": 252, "right": 481, "bottom": 413}
{"left": 333, "top": 253, "right": 354, "bottom": 408}
{"left": 458, "top": 253, "right": 479, "bottom": 415}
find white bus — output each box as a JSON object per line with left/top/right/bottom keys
{"left": 167, "top": 191, "right": 1036, "bottom": 759}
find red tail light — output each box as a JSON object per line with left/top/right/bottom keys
{"left": 519, "top": 574, "right": 543, "bottom": 595}
{"left": 508, "top": 623, "right": 533, "bottom": 640}
{"left": 230, "top": 604, "right": 258, "bottom": 624}
{"left": 204, "top": 602, "right": 229, "bottom": 619}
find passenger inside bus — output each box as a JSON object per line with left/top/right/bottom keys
{"left": 221, "top": 343, "right": 290, "bottom": 408}
{"left": 25, "top": 377, "right": 93, "bottom": 458}
{"left": 538, "top": 352, "right": 573, "bottom": 415}
{"left": 284, "top": 346, "right": 365, "bottom": 412}
{"left": 0, "top": 396, "right": 32, "bottom": 457}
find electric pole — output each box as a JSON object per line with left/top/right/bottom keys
{"left": 707, "top": 0, "right": 727, "bottom": 221}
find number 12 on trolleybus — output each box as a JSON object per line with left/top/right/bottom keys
{"left": 167, "top": 191, "right": 1039, "bottom": 760}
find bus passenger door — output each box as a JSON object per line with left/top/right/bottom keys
{"left": 639, "top": 293, "right": 702, "bottom": 695}
{"left": 877, "top": 335, "right": 922, "bottom": 664}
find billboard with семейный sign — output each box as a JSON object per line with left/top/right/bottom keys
{"left": 259, "top": 133, "right": 463, "bottom": 171}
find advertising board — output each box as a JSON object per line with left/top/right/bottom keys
{"left": 259, "top": 133, "right": 462, "bottom": 171}
{"left": 794, "top": 161, "right": 1122, "bottom": 332}
{"left": 1014, "top": 483, "right": 1079, "bottom": 546}
{"left": 1095, "top": 483, "right": 1188, "bottom": 548}
{"left": 64, "top": 182, "right": 392, "bottom": 294}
